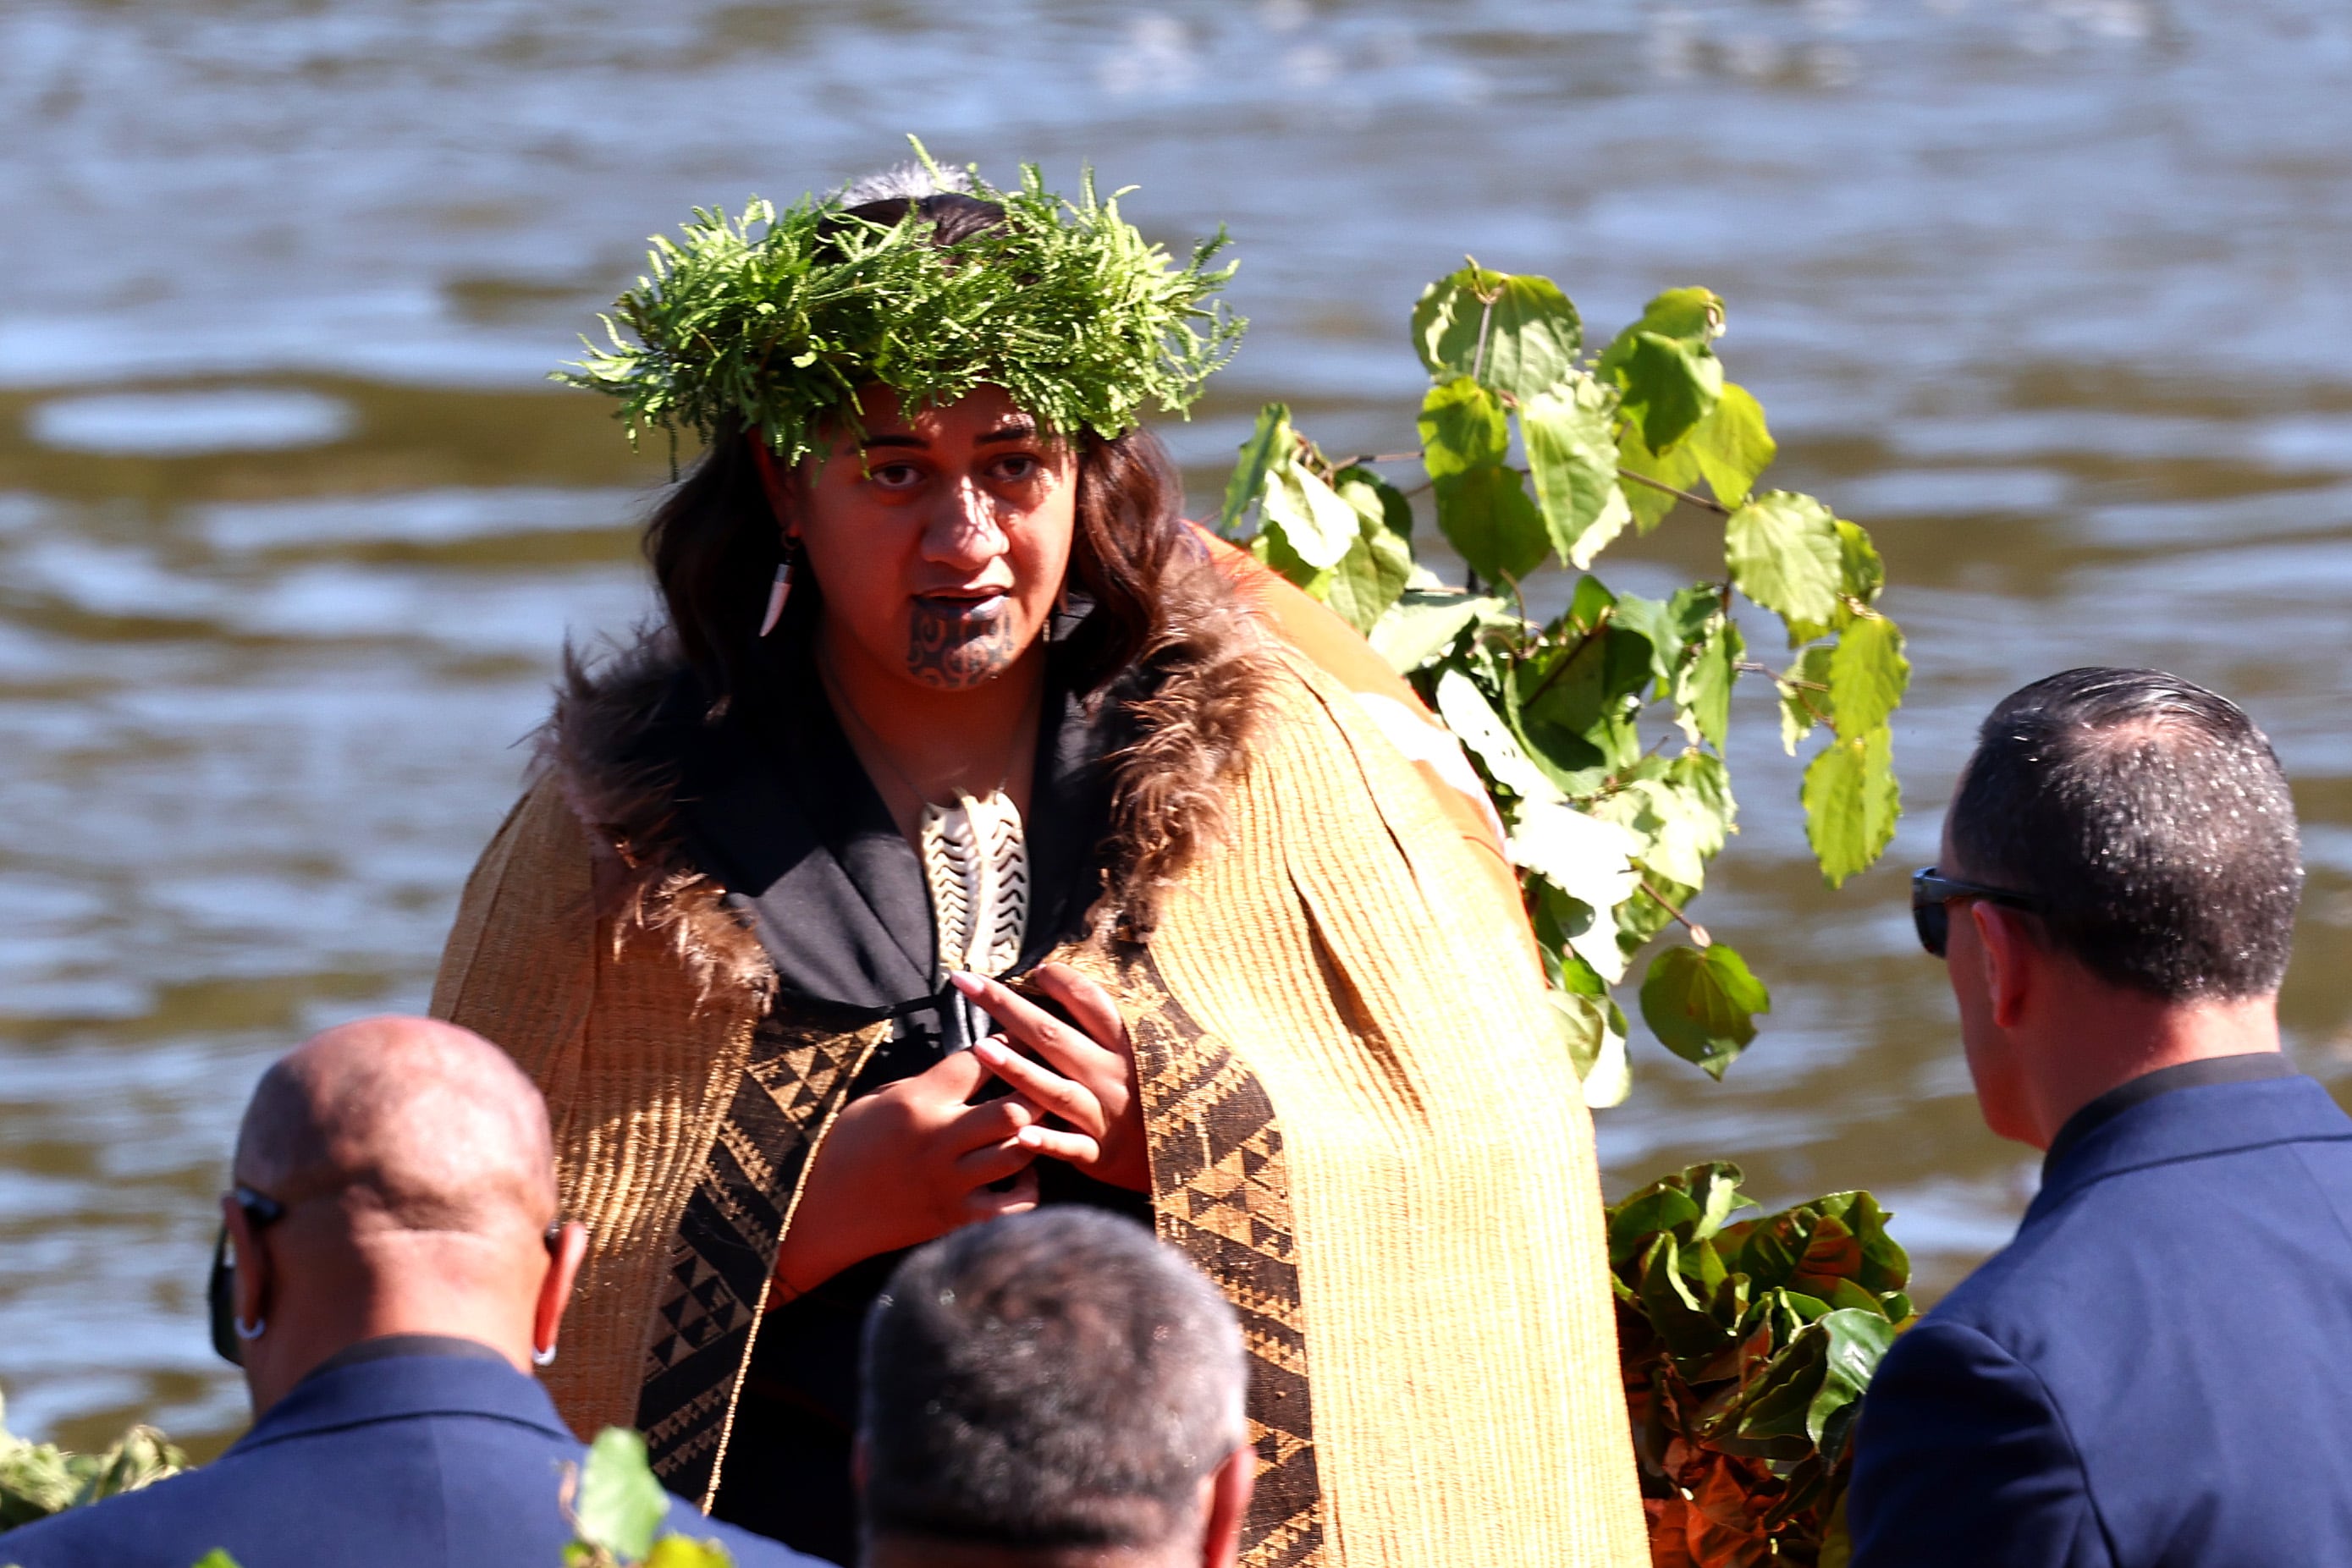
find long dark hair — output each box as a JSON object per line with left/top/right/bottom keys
{"left": 642, "top": 410, "right": 1200, "bottom": 714}
{"left": 637, "top": 191, "right": 1269, "bottom": 931}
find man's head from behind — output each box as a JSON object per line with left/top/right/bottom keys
{"left": 1940, "top": 667, "right": 2303, "bottom": 1142}
{"left": 223, "top": 1015, "right": 587, "bottom": 1414}
{"left": 858, "top": 1209, "right": 1253, "bottom": 1568}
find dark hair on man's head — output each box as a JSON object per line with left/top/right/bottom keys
{"left": 859, "top": 1209, "right": 1247, "bottom": 1553}
{"left": 1948, "top": 667, "right": 2303, "bottom": 1001}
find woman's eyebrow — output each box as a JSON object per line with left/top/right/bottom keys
{"left": 861, "top": 433, "right": 927, "bottom": 451}
{"left": 974, "top": 421, "right": 1038, "bottom": 445}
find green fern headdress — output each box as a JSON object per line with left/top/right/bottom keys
{"left": 558, "top": 143, "right": 1245, "bottom": 466}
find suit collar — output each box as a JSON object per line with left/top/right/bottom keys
{"left": 2041, "top": 1052, "right": 2300, "bottom": 1176}
{"left": 2028, "top": 1070, "right": 2352, "bottom": 1225}
{"left": 232, "top": 1347, "right": 571, "bottom": 1453}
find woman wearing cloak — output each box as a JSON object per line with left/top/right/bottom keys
{"left": 431, "top": 159, "right": 1645, "bottom": 1568}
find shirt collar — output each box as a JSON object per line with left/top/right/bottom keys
{"left": 306, "top": 1333, "right": 510, "bottom": 1378}
{"left": 234, "top": 1340, "right": 570, "bottom": 1453}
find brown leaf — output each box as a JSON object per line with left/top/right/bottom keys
{"left": 1792, "top": 1214, "right": 1863, "bottom": 1285}
{"left": 1646, "top": 1499, "right": 1703, "bottom": 1568}
{"left": 1683, "top": 1455, "right": 1776, "bottom": 1568}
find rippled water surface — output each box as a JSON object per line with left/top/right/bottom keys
{"left": 5, "top": 0, "right": 2350, "bottom": 1458}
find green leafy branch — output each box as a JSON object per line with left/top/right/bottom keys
{"left": 1218, "top": 261, "right": 1910, "bottom": 1098}
{"left": 0, "top": 1386, "right": 185, "bottom": 1533}
{"left": 562, "top": 1428, "right": 735, "bottom": 1568}
{"left": 1608, "top": 1164, "right": 1912, "bottom": 1565}
{"left": 560, "top": 139, "right": 1244, "bottom": 470}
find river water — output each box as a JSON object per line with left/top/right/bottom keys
{"left": 3, "top": 0, "right": 2349, "bottom": 1458}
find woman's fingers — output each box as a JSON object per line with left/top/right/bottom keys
{"left": 1030, "top": 964, "right": 1132, "bottom": 1060}
{"left": 949, "top": 971, "right": 1112, "bottom": 1081}
{"left": 941, "top": 1093, "right": 1035, "bottom": 1156}
{"left": 954, "top": 1133, "right": 1038, "bottom": 1188}
{"left": 918, "top": 1042, "right": 995, "bottom": 1102}
{"left": 961, "top": 1164, "right": 1040, "bottom": 1222}
{"left": 1011, "top": 1122, "right": 1101, "bottom": 1165}
{"left": 972, "top": 1037, "right": 1106, "bottom": 1137}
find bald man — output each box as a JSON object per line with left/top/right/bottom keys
{"left": 0, "top": 1016, "right": 815, "bottom": 1568}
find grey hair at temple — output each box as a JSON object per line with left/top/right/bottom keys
{"left": 1947, "top": 666, "right": 2304, "bottom": 1001}
{"left": 859, "top": 1208, "right": 1248, "bottom": 1553}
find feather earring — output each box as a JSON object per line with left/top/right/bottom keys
{"left": 758, "top": 546, "right": 798, "bottom": 637}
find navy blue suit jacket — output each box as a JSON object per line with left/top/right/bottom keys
{"left": 1848, "top": 1070, "right": 2352, "bottom": 1567}
{"left": 0, "top": 1346, "right": 818, "bottom": 1568}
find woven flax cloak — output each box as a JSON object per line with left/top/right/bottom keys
{"left": 430, "top": 648, "right": 1648, "bottom": 1568}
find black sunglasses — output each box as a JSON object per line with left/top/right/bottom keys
{"left": 1911, "top": 867, "right": 2045, "bottom": 958}
{"left": 208, "top": 1184, "right": 287, "bottom": 1367}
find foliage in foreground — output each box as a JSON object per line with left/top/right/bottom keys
{"left": 0, "top": 1411, "right": 730, "bottom": 1568}
{"left": 1609, "top": 1164, "right": 1911, "bottom": 1567}
{"left": 1220, "top": 265, "right": 1918, "bottom": 1563}
{"left": 0, "top": 1387, "right": 185, "bottom": 1532}
{"left": 563, "top": 142, "right": 1243, "bottom": 470}
{"left": 1219, "top": 263, "right": 1910, "bottom": 1101}
{"left": 563, "top": 1428, "right": 734, "bottom": 1568}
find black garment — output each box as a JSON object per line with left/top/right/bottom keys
{"left": 656, "top": 619, "right": 1148, "bottom": 1565}
{"left": 658, "top": 611, "right": 1122, "bottom": 1049}
{"left": 2038, "top": 1050, "right": 2298, "bottom": 1176}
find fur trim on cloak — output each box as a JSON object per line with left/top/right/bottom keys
{"left": 533, "top": 600, "right": 1276, "bottom": 1004}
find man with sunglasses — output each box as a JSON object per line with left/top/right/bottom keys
{"left": 0, "top": 1015, "right": 812, "bottom": 1567}
{"left": 1847, "top": 668, "right": 2352, "bottom": 1567}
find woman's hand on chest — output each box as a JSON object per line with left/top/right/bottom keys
{"left": 771, "top": 1045, "right": 1091, "bottom": 1298}
{"left": 950, "top": 965, "right": 1152, "bottom": 1194}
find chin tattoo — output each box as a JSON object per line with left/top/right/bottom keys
{"left": 908, "top": 604, "right": 1020, "bottom": 689}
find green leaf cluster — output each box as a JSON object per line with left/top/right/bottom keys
{"left": 565, "top": 1428, "right": 735, "bottom": 1568}
{"left": 559, "top": 138, "right": 1244, "bottom": 467}
{"left": 1218, "top": 405, "right": 1417, "bottom": 635}
{"left": 1608, "top": 1165, "right": 1913, "bottom": 1565}
{"left": 1217, "top": 262, "right": 1913, "bottom": 1103}
{"left": 1640, "top": 943, "right": 1769, "bottom": 1081}
{"left": 0, "top": 1385, "right": 185, "bottom": 1532}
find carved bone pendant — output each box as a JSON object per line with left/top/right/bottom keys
{"left": 918, "top": 788, "right": 1029, "bottom": 980}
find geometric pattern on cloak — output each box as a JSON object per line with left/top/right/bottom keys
{"left": 635, "top": 1001, "right": 888, "bottom": 1505}
{"left": 1110, "top": 944, "right": 1325, "bottom": 1568}
{"left": 632, "top": 941, "right": 1325, "bottom": 1568}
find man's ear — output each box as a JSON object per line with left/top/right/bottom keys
{"left": 1972, "top": 900, "right": 2036, "bottom": 1031}
{"left": 532, "top": 1221, "right": 590, "bottom": 1366}
{"left": 223, "top": 1193, "right": 269, "bottom": 1331}
{"left": 1200, "top": 1444, "right": 1257, "bottom": 1568}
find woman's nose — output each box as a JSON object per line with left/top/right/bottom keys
{"left": 923, "top": 477, "right": 1009, "bottom": 565}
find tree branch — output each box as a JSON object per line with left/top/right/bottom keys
{"left": 1640, "top": 878, "right": 1711, "bottom": 948}
{"left": 1738, "top": 660, "right": 1828, "bottom": 692}
{"left": 1620, "top": 468, "right": 1732, "bottom": 517}
{"left": 1743, "top": 662, "right": 1840, "bottom": 738}
{"left": 1523, "top": 606, "right": 1614, "bottom": 709}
